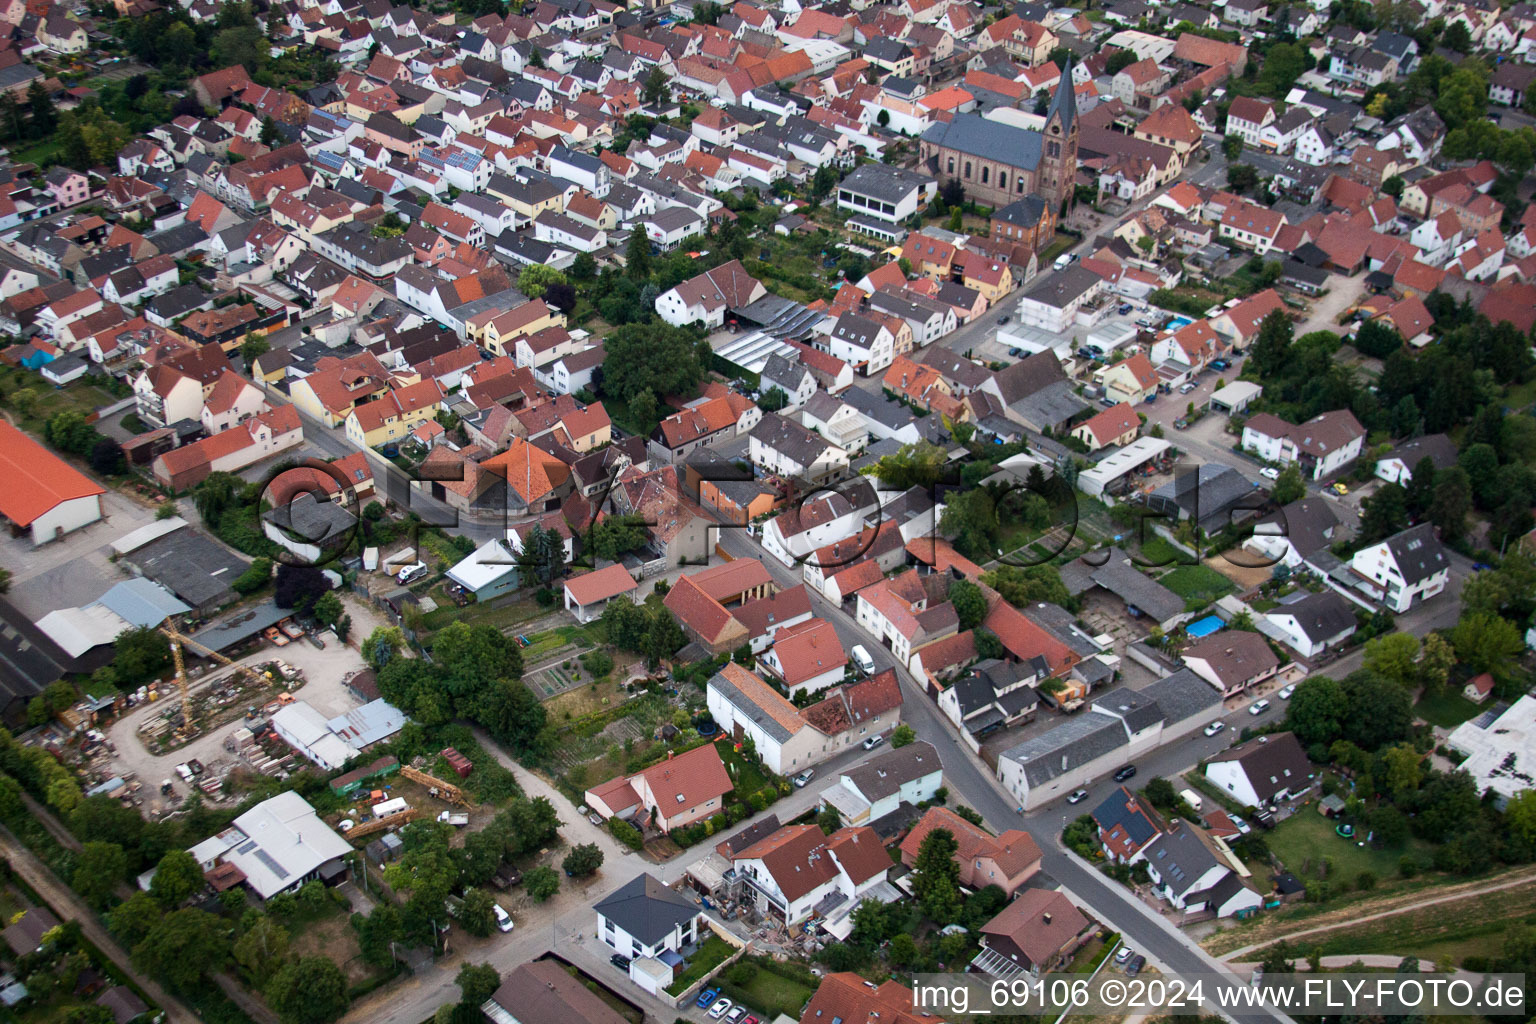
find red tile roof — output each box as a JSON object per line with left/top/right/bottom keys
{"left": 563, "top": 563, "right": 638, "bottom": 606}
{"left": 0, "top": 420, "right": 104, "bottom": 527}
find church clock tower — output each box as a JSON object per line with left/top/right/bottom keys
{"left": 1039, "top": 60, "right": 1080, "bottom": 213}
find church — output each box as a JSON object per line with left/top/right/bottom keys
{"left": 917, "top": 68, "right": 1079, "bottom": 212}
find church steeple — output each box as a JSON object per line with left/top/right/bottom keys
{"left": 1037, "top": 58, "right": 1080, "bottom": 211}
{"left": 1045, "top": 57, "right": 1077, "bottom": 136}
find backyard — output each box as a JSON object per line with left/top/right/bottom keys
{"left": 1159, "top": 564, "right": 1236, "bottom": 610}
{"left": 663, "top": 935, "right": 736, "bottom": 996}
{"left": 1264, "top": 810, "right": 1430, "bottom": 889}
{"left": 1413, "top": 689, "right": 1486, "bottom": 729}
{"left": 716, "top": 958, "right": 818, "bottom": 1019}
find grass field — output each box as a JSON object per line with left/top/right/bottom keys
{"left": 1246, "top": 881, "right": 1536, "bottom": 966}
{"left": 1265, "top": 811, "right": 1426, "bottom": 887}
{"left": 719, "top": 961, "right": 817, "bottom": 1019}
{"left": 1160, "top": 564, "right": 1235, "bottom": 607}
{"left": 1414, "top": 690, "right": 1485, "bottom": 728}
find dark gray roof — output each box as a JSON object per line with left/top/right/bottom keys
{"left": 749, "top": 412, "right": 837, "bottom": 464}
{"left": 1253, "top": 498, "right": 1337, "bottom": 557}
{"left": 1092, "top": 688, "right": 1164, "bottom": 733}
{"left": 760, "top": 352, "right": 812, "bottom": 391}
{"left": 1136, "top": 668, "right": 1221, "bottom": 725}
{"left": 1269, "top": 590, "right": 1355, "bottom": 644}
{"left": 993, "top": 195, "right": 1048, "bottom": 229}
{"left": 1380, "top": 433, "right": 1457, "bottom": 474}
{"left": 842, "top": 740, "right": 942, "bottom": 801}
{"left": 593, "top": 872, "right": 700, "bottom": 945}
{"left": 988, "top": 350, "right": 1067, "bottom": 405}
{"left": 1091, "top": 785, "right": 1160, "bottom": 849}
{"left": 839, "top": 163, "right": 932, "bottom": 203}
{"left": 122, "top": 528, "right": 245, "bottom": 610}
{"left": 1009, "top": 379, "right": 1088, "bottom": 432}
{"left": 1382, "top": 523, "right": 1447, "bottom": 586}
{"left": 1022, "top": 265, "right": 1102, "bottom": 309}
{"left": 1146, "top": 821, "right": 1222, "bottom": 896}
{"left": 1148, "top": 464, "right": 1261, "bottom": 531}
{"left": 840, "top": 388, "right": 912, "bottom": 432}
{"left": 921, "top": 114, "right": 1044, "bottom": 172}
{"left": 1000, "top": 711, "right": 1129, "bottom": 787}
{"left": 1046, "top": 58, "right": 1076, "bottom": 134}
{"left": 1206, "top": 731, "right": 1313, "bottom": 804}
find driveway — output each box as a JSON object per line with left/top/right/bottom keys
{"left": 0, "top": 489, "right": 160, "bottom": 620}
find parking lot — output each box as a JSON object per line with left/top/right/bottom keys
{"left": 0, "top": 490, "right": 161, "bottom": 620}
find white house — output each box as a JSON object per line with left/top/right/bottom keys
{"left": 1348, "top": 523, "right": 1449, "bottom": 612}
{"left": 653, "top": 259, "right": 766, "bottom": 328}
{"left": 760, "top": 486, "right": 878, "bottom": 567}
{"left": 0, "top": 420, "right": 104, "bottom": 545}
{"left": 731, "top": 823, "right": 893, "bottom": 926}
{"left": 820, "top": 740, "right": 943, "bottom": 827}
{"left": 1204, "top": 732, "right": 1315, "bottom": 809}
{"left": 594, "top": 872, "right": 706, "bottom": 963}
{"left": 1262, "top": 590, "right": 1356, "bottom": 658}
{"left": 1240, "top": 409, "right": 1365, "bottom": 480}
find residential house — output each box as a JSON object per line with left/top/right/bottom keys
{"left": 899, "top": 805, "right": 1043, "bottom": 897}
{"left": 1348, "top": 523, "right": 1449, "bottom": 612}
{"left": 1180, "top": 630, "right": 1281, "bottom": 698}
{"left": 1204, "top": 731, "right": 1315, "bottom": 809}
{"left": 1240, "top": 410, "right": 1365, "bottom": 480}
{"left": 584, "top": 742, "right": 733, "bottom": 832}
{"left": 970, "top": 889, "right": 1095, "bottom": 977}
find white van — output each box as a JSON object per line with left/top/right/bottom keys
{"left": 850, "top": 645, "right": 876, "bottom": 675}
{"left": 1179, "top": 789, "right": 1203, "bottom": 812}
{"left": 1053, "top": 253, "right": 1073, "bottom": 272}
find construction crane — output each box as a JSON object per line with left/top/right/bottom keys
{"left": 158, "top": 624, "right": 275, "bottom": 735}
{"left": 400, "top": 765, "right": 468, "bottom": 807}
{"left": 346, "top": 807, "right": 422, "bottom": 840}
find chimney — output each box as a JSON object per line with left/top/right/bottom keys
{"left": 667, "top": 750, "right": 675, "bottom": 759}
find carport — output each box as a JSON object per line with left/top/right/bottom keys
{"left": 1207, "top": 381, "right": 1261, "bottom": 416}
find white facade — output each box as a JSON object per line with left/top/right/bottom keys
{"left": 1349, "top": 536, "right": 1449, "bottom": 612}
{"left": 23, "top": 494, "right": 102, "bottom": 546}
{"left": 1263, "top": 608, "right": 1354, "bottom": 659}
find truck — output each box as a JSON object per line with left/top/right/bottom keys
{"left": 372, "top": 796, "right": 409, "bottom": 818}
{"left": 437, "top": 811, "right": 469, "bottom": 826}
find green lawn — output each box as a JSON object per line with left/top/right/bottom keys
{"left": 1265, "top": 810, "right": 1427, "bottom": 887}
{"left": 1414, "top": 690, "right": 1485, "bottom": 728}
{"left": 1159, "top": 564, "right": 1234, "bottom": 607}
{"left": 719, "top": 963, "right": 817, "bottom": 1019}
{"left": 664, "top": 936, "right": 735, "bottom": 996}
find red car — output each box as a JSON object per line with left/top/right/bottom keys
{"left": 742, "top": 1017, "right": 760, "bottom": 1024}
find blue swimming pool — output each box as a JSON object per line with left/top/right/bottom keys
{"left": 1186, "top": 615, "right": 1224, "bottom": 638}
{"left": 1166, "top": 315, "right": 1195, "bottom": 330}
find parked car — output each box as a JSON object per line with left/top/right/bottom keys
{"left": 1113, "top": 764, "right": 1137, "bottom": 782}
{"left": 1204, "top": 721, "right": 1226, "bottom": 737}
{"left": 793, "top": 769, "right": 815, "bottom": 788}
{"left": 588, "top": 812, "right": 604, "bottom": 826}
{"left": 1067, "top": 788, "right": 1089, "bottom": 804}
{"left": 1278, "top": 684, "right": 1296, "bottom": 700}
{"left": 610, "top": 954, "right": 631, "bottom": 970}
{"left": 1126, "top": 955, "right": 1146, "bottom": 977}
{"left": 1210, "top": 359, "right": 1231, "bottom": 371}
{"left": 697, "top": 989, "right": 722, "bottom": 1009}
{"left": 397, "top": 561, "right": 429, "bottom": 584}
{"left": 1179, "top": 381, "right": 1198, "bottom": 394}
{"left": 862, "top": 734, "right": 885, "bottom": 751}
{"left": 851, "top": 645, "right": 876, "bottom": 675}
{"left": 1117, "top": 303, "right": 1133, "bottom": 315}
{"left": 494, "top": 904, "right": 514, "bottom": 933}
{"left": 1174, "top": 418, "right": 1189, "bottom": 430}
{"left": 1100, "top": 396, "right": 1118, "bottom": 407}
{"left": 1230, "top": 814, "right": 1252, "bottom": 834}
{"left": 1053, "top": 253, "right": 1072, "bottom": 271}
{"left": 1260, "top": 467, "right": 1280, "bottom": 480}
{"left": 1331, "top": 482, "right": 1349, "bottom": 495}
{"left": 1007, "top": 347, "right": 1024, "bottom": 357}
{"left": 1115, "top": 947, "right": 1135, "bottom": 964}
{"left": 709, "top": 999, "right": 733, "bottom": 1019}
{"left": 997, "top": 315, "right": 1010, "bottom": 324}
{"left": 742, "top": 1017, "right": 760, "bottom": 1024}
{"left": 727, "top": 1008, "right": 747, "bottom": 1024}
{"left": 1249, "top": 698, "right": 1272, "bottom": 716}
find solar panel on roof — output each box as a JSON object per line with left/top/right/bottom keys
{"left": 253, "top": 849, "right": 291, "bottom": 881}
{"left": 237, "top": 839, "right": 259, "bottom": 854}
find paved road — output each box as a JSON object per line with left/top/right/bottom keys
{"left": 710, "top": 529, "right": 1294, "bottom": 1024}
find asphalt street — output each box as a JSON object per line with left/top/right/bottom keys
{"left": 710, "top": 529, "right": 1296, "bottom": 1024}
